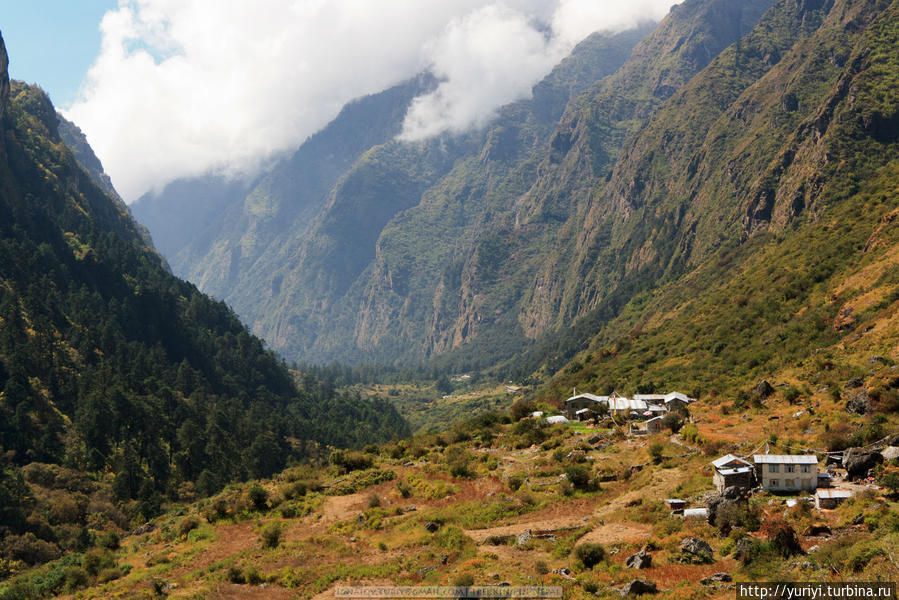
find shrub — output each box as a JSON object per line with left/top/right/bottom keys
{"left": 648, "top": 443, "right": 664, "bottom": 464}
{"left": 260, "top": 523, "right": 283, "bottom": 549}
{"left": 574, "top": 543, "right": 605, "bottom": 569}
{"left": 396, "top": 481, "right": 412, "bottom": 498}
{"left": 2, "top": 533, "right": 61, "bottom": 565}
{"left": 535, "top": 560, "right": 549, "bottom": 574}
{"left": 178, "top": 517, "right": 200, "bottom": 537}
{"left": 329, "top": 450, "right": 374, "bottom": 473}
{"left": 565, "top": 465, "right": 594, "bottom": 491}
{"left": 63, "top": 566, "right": 89, "bottom": 592}
{"left": 453, "top": 573, "right": 475, "bottom": 586}
{"left": 227, "top": 566, "right": 245, "bottom": 584}
{"left": 761, "top": 517, "right": 803, "bottom": 558}
{"left": 245, "top": 567, "right": 264, "bottom": 585}
{"left": 507, "top": 475, "right": 524, "bottom": 491}
{"left": 97, "top": 530, "right": 120, "bottom": 550}
{"left": 662, "top": 413, "right": 684, "bottom": 433}
{"left": 367, "top": 494, "right": 381, "bottom": 508}
{"left": 248, "top": 484, "right": 269, "bottom": 511}
{"left": 510, "top": 400, "right": 536, "bottom": 421}
{"left": 97, "top": 567, "right": 123, "bottom": 583}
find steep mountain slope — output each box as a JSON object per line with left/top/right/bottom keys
{"left": 533, "top": 0, "right": 899, "bottom": 396}
{"left": 131, "top": 75, "right": 436, "bottom": 288}
{"left": 0, "top": 30, "right": 407, "bottom": 539}
{"left": 132, "top": 26, "right": 656, "bottom": 365}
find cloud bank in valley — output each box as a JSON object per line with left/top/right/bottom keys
{"left": 65, "top": 0, "right": 677, "bottom": 202}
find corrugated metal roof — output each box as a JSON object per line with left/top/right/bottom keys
{"left": 753, "top": 454, "right": 818, "bottom": 464}
{"left": 718, "top": 466, "right": 753, "bottom": 476}
{"left": 683, "top": 508, "right": 709, "bottom": 517}
{"left": 545, "top": 415, "right": 569, "bottom": 424}
{"left": 607, "top": 397, "right": 648, "bottom": 411}
{"left": 633, "top": 394, "right": 667, "bottom": 402}
{"left": 815, "top": 489, "right": 852, "bottom": 499}
{"left": 664, "top": 391, "right": 695, "bottom": 403}
{"left": 712, "top": 454, "right": 752, "bottom": 468}
{"left": 565, "top": 393, "right": 607, "bottom": 404}
{"left": 575, "top": 408, "right": 592, "bottom": 414}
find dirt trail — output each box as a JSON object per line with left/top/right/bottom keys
{"left": 575, "top": 522, "right": 650, "bottom": 545}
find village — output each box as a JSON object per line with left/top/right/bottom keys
{"left": 522, "top": 390, "right": 897, "bottom": 518}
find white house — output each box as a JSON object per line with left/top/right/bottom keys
{"left": 753, "top": 455, "right": 818, "bottom": 492}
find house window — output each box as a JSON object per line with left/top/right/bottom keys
{"left": 769, "top": 464, "right": 779, "bottom": 473}
{"left": 785, "top": 465, "right": 795, "bottom": 473}
{"left": 770, "top": 479, "right": 779, "bottom": 487}
{"left": 801, "top": 465, "right": 811, "bottom": 473}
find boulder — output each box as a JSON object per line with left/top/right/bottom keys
{"left": 733, "top": 537, "right": 759, "bottom": 563}
{"left": 881, "top": 446, "right": 899, "bottom": 462}
{"left": 845, "top": 377, "right": 865, "bottom": 389}
{"left": 678, "top": 537, "right": 713, "bottom": 563}
{"left": 707, "top": 493, "right": 745, "bottom": 526}
{"left": 620, "top": 580, "right": 658, "bottom": 596}
{"left": 846, "top": 389, "right": 871, "bottom": 415}
{"left": 587, "top": 434, "right": 603, "bottom": 445}
{"left": 516, "top": 530, "right": 532, "bottom": 546}
{"left": 843, "top": 448, "right": 883, "bottom": 480}
{"left": 755, "top": 380, "right": 775, "bottom": 398}
{"left": 701, "top": 573, "right": 732, "bottom": 585}
{"left": 625, "top": 549, "right": 652, "bottom": 569}
{"left": 424, "top": 521, "right": 440, "bottom": 533}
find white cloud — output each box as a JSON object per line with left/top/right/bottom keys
{"left": 65, "top": 0, "right": 676, "bottom": 202}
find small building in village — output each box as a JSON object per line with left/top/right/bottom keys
{"left": 814, "top": 488, "right": 852, "bottom": 509}
{"left": 564, "top": 393, "right": 608, "bottom": 420}
{"left": 711, "top": 454, "right": 754, "bottom": 492}
{"left": 646, "top": 415, "right": 665, "bottom": 434}
{"left": 664, "top": 391, "right": 695, "bottom": 412}
{"left": 753, "top": 454, "right": 818, "bottom": 492}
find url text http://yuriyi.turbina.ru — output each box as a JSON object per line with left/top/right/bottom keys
{"left": 737, "top": 583, "right": 897, "bottom": 600}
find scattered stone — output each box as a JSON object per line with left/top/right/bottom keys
{"left": 870, "top": 355, "right": 887, "bottom": 364}
{"left": 678, "top": 537, "right": 713, "bottom": 564}
{"left": 551, "top": 567, "right": 573, "bottom": 580}
{"left": 424, "top": 521, "right": 440, "bottom": 533}
{"left": 755, "top": 380, "right": 775, "bottom": 398}
{"left": 620, "top": 580, "right": 658, "bottom": 596}
{"left": 845, "top": 377, "right": 865, "bottom": 389}
{"left": 349, "top": 537, "right": 356, "bottom": 542}
{"left": 625, "top": 549, "right": 652, "bottom": 569}
{"left": 791, "top": 561, "right": 815, "bottom": 571}
{"left": 846, "top": 389, "right": 871, "bottom": 415}
{"left": 403, "top": 461, "right": 415, "bottom": 467}
{"left": 127, "top": 522, "right": 157, "bottom": 537}
{"left": 843, "top": 448, "right": 883, "bottom": 480}
{"left": 701, "top": 573, "right": 732, "bottom": 585}
{"left": 587, "top": 434, "right": 603, "bottom": 445}
{"left": 516, "top": 530, "right": 532, "bottom": 546}
{"left": 403, "top": 506, "right": 418, "bottom": 512}
{"left": 808, "top": 545, "right": 819, "bottom": 552}
{"left": 417, "top": 566, "right": 436, "bottom": 577}
{"left": 881, "top": 446, "right": 899, "bottom": 462}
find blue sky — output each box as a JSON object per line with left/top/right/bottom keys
{"left": 1, "top": 1, "right": 116, "bottom": 107}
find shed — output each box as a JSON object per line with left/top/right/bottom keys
{"left": 815, "top": 488, "right": 852, "bottom": 509}
{"left": 712, "top": 454, "right": 754, "bottom": 492}
{"left": 664, "top": 499, "right": 686, "bottom": 510}
{"left": 646, "top": 416, "right": 665, "bottom": 433}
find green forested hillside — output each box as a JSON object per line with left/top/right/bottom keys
{"left": 527, "top": 0, "right": 899, "bottom": 397}
{"left": 0, "top": 33, "right": 407, "bottom": 554}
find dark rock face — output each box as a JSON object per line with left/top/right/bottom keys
{"left": 845, "top": 377, "right": 865, "bottom": 389}
{"left": 756, "top": 380, "right": 775, "bottom": 398}
{"left": 0, "top": 33, "right": 8, "bottom": 119}
{"left": 843, "top": 448, "right": 883, "bottom": 480}
{"left": 846, "top": 389, "right": 871, "bottom": 415}
{"left": 625, "top": 549, "right": 653, "bottom": 569}
{"left": 620, "top": 580, "right": 658, "bottom": 596}
{"left": 679, "top": 537, "right": 714, "bottom": 563}
{"left": 424, "top": 521, "right": 440, "bottom": 532}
